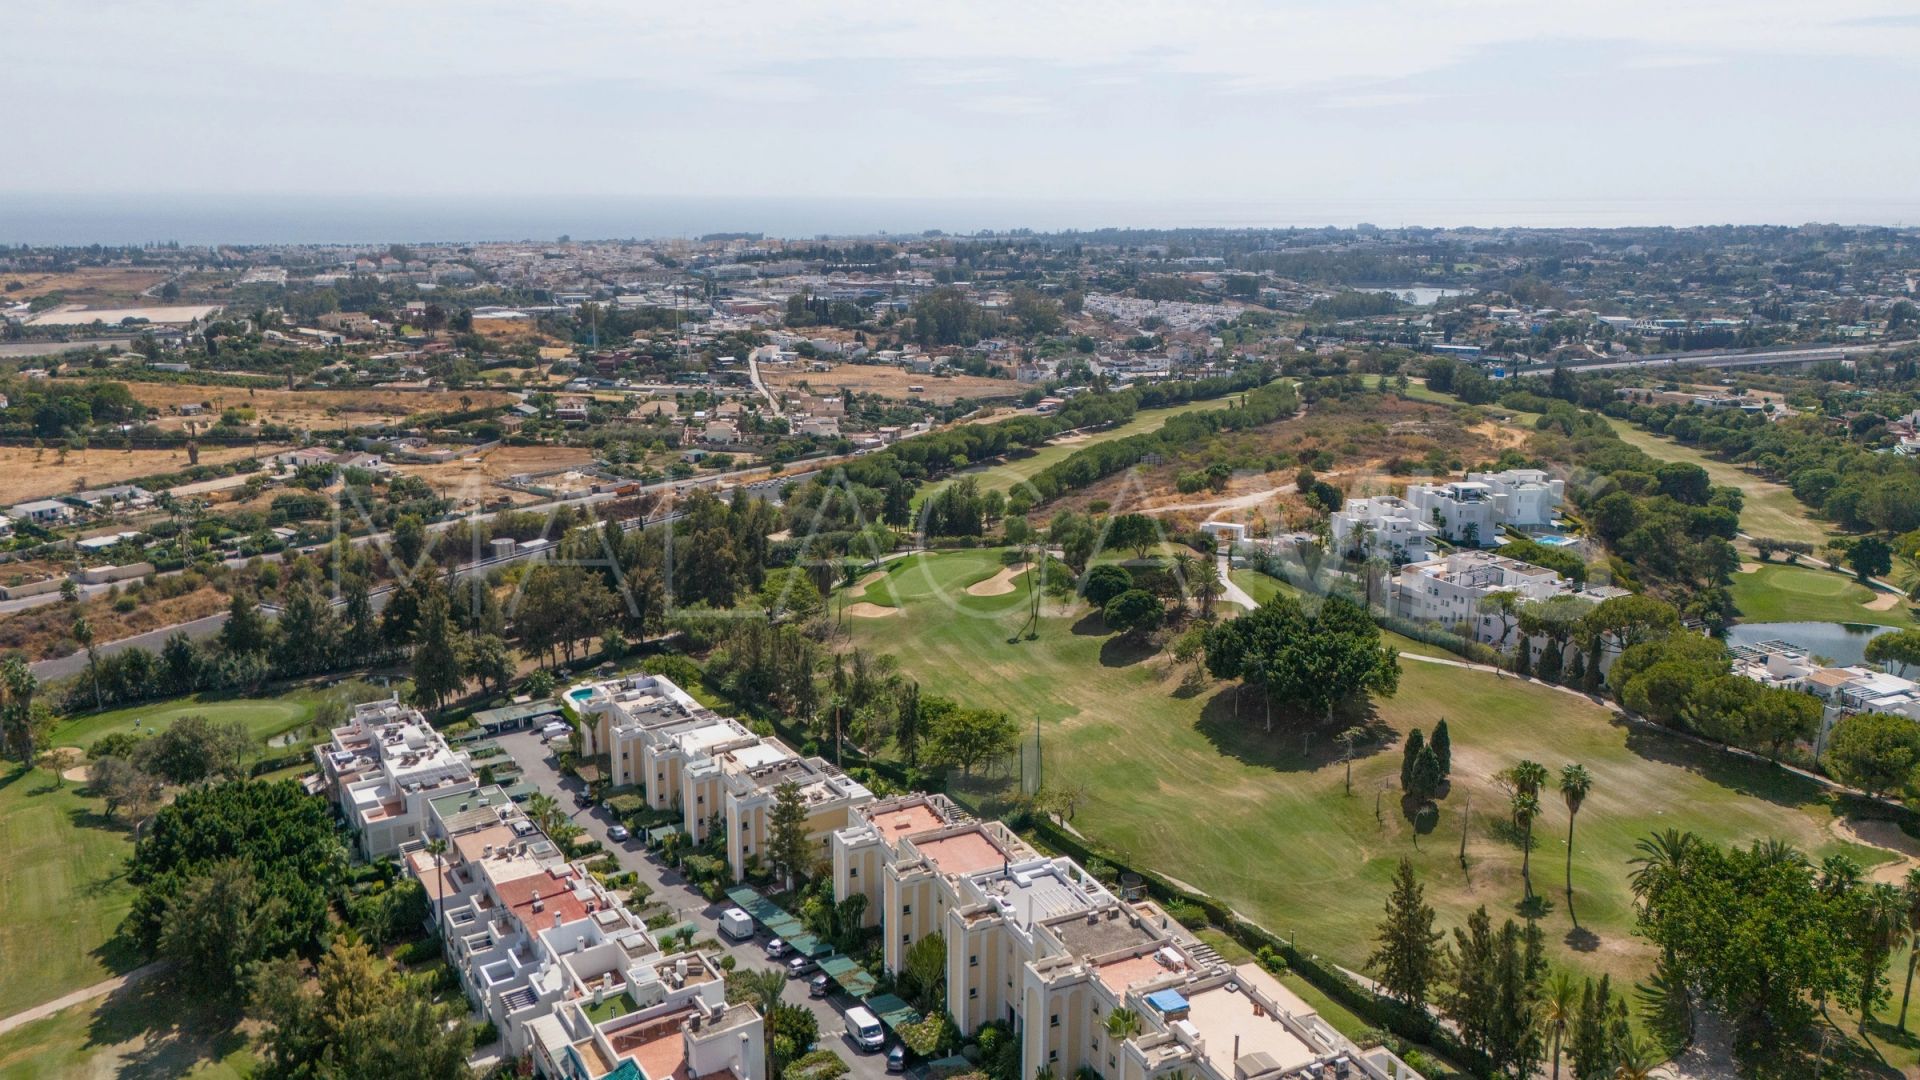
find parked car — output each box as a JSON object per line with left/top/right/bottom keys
{"left": 765, "top": 938, "right": 790, "bottom": 958}
{"left": 572, "top": 790, "right": 592, "bottom": 808}
{"left": 607, "top": 825, "right": 630, "bottom": 842}
{"left": 786, "top": 955, "right": 816, "bottom": 978}
{"left": 887, "top": 1045, "right": 907, "bottom": 1072}
{"left": 809, "top": 974, "right": 831, "bottom": 998}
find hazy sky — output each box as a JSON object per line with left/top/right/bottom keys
{"left": 11, "top": 1, "right": 1920, "bottom": 224}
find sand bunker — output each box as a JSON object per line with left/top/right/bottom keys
{"left": 845, "top": 602, "right": 900, "bottom": 618}
{"left": 966, "top": 563, "right": 1032, "bottom": 597}
{"left": 855, "top": 570, "right": 888, "bottom": 590}
{"left": 51, "top": 746, "right": 88, "bottom": 783}
{"left": 1835, "top": 817, "right": 1920, "bottom": 884}
{"left": 1863, "top": 589, "right": 1903, "bottom": 611}
{"left": 1738, "top": 562, "right": 1764, "bottom": 573}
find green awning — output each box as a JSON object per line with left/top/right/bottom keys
{"left": 818, "top": 954, "right": 878, "bottom": 997}
{"left": 867, "top": 993, "right": 919, "bottom": 1029}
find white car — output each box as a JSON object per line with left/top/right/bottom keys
{"left": 765, "top": 937, "right": 790, "bottom": 958}
{"left": 607, "top": 825, "right": 630, "bottom": 842}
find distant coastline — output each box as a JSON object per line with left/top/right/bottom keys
{"left": 4, "top": 193, "right": 1919, "bottom": 246}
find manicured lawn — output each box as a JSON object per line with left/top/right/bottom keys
{"left": 1598, "top": 417, "right": 1831, "bottom": 547}
{"left": 916, "top": 397, "right": 1235, "bottom": 507}
{"left": 844, "top": 550, "right": 1884, "bottom": 998}
{"left": 0, "top": 977, "right": 254, "bottom": 1078}
{"left": 0, "top": 764, "right": 143, "bottom": 1018}
{"left": 50, "top": 689, "right": 326, "bottom": 751}
{"left": 1730, "top": 563, "right": 1915, "bottom": 628}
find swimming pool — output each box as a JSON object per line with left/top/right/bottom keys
{"left": 567, "top": 686, "right": 597, "bottom": 707}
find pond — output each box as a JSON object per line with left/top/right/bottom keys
{"left": 1723, "top": 620, "right": 1896, "bottom": 666}
{"left": 1354, "top": 286, "right": 1471, "bottom": 307}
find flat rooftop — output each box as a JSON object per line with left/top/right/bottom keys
{"left": 1049, "top": 910, "right": 1160, "bottom": 958}
{"left": 869, "top": 802, "right": 945, "bottom": 839}
{"left": 1185, "top": 978, "right": 1316, "bottom": 1075}
{"left": 916, "top": 830, "right": 1007, "bottom": 877}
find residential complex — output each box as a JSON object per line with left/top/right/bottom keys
{"left": 1329, "top": 496, "right": 1438, "bottom": 564}
{"left": 830, "top": 795, "right": 1423, "bottom": 1080}
{"left": 1391, "top": 550, "right": 1627, "bottom": 651}
{"left": 1400, "top": 469, "right": 1565, "bottom": 547}
{"left": 1732, "top": 638, "right": 1920, "bottom": 750}
{"left": 566, "top": 674, "right": 875, "bottom": 881}
{"left": 314, "top": 696, "right": 478, "bottom": 857}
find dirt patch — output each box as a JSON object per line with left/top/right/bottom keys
{"left": 1863, "top": 589, "right": 1903, "bottom": 611}
{"left": 391, "top": 444, "right": 599, "bottom": 509}
{"left": 127, "top": 382, "right": 514, "bottom": 432}
{"left": 1833, "top": 817, "right": 1920, "bottom": 883}
{"left": 845, "top": 602, "right": 900, "bottom": 618}
{"left": 855, "top": 570, "right": 888, "bottom": 590}
{"left": 0, "top": 442, "right": 292, "bottom": 506}
{"left": 763, "top": 362, "right": 1018, "bottom": 405}
{"left": 966, "top": 563, "right": 1031, "bottom": 596}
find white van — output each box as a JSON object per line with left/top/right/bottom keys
{"left": 845, "top": 1006, "right": 885, "bottom": 1052}
{"left": 719, "top": 908, "right": 754, "bottom": 941}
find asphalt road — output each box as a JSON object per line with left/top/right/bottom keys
{"left": 492, "top": 729, "right": 897, "bottom": 1080}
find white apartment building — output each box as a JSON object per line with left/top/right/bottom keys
{"left": 1392, "top": 551, "right": 1628, "bottom": 651}
{"left": 402, "top": 782, "right": 765, "bottom": 1079}
{"left": 1465, "top": 468, "right": 1565, "bottom": 529}
{"left": 315, "top": 697, "right": 476, "bottom": 857}
{"left": 566, "top": 674, "right": 873, "bottom": 880}
{"left": 830, "top": 796, "right": 1423, "bottom": 1080}
{"left": 1402, "top": 469, "right": 1565, "bottom": 545}
{"left": 1329, "top": 496, "right": 1438, "bottom": 564}
{"left": 1732, "top": 637, "right": 1920, "bottom": 751}
{"left": 1400, "top": 481, "right": 1499, "bottom": 547}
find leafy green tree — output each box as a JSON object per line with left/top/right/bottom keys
{"left": 1203, "top": 592, "right": 1398, "bottom": 731}
{"left": 1081, "top": 563, "right": 1133, "bottom": 607}
{"left": 462, "top": 632, "right": 514, "bottom": 697}
{"left": 249, "top": 936, "right": 473, "bottom": 1080}
{"left": 1, "top": 657, "right": 40, "bottom": 765}
{"left": 902, "top": 932, "right": 948, "bottom": 1011}
{"left": 1106, "top": 513, "right": 1160, "bottom": 559}
{"left": 1866, "top": 628, "right": 1920, "bottom": 676}
{"left": 923, "top": 703, "right": 1019, "bottom": 778}
{"left": 159, "top": 859, "right": 285, "bottom": 1001}
{"left": 409, "top": 586, "right": 464, "bottom": 713}
{"left": 1103, "top": 588, "right": 1163, "bottom": 638}
{"left": 219, "top": 592, "right": 272, "bottom": 657}
{"left": 1367, "top": 858, "right": 1443, "bottom": 1013}
{"left": 1851, "top": 536, "right": 1893, "bottom": 583}
{"left": 1825, "top": 711, "right": 1920, "bottom": 797}
{"left": 127, "top": 780, "right": 344, "bottom": 956}
{"left": 134, "top": 713, "right": 253, "bottom": 785}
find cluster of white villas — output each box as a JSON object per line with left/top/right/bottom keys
{"left": 318, "top": 682, "right": 1425, "bottom": 1080}
{"left": 1732, "top": 639, "right": 1920, "bottom": 750}
{"left": 1330, "top": 469, "right": 1566, "bottom": 563}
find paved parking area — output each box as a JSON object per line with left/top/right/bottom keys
{"left": 493, "top": 729, "right": 896, "bottom": 1080}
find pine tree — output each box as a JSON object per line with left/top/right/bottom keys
{"left": 1513, "top": 641, "right": 1532, "bottom": 677}
{"left": 409, "top": 588, "right": 464, "bottom": 714}
{"left": 1411, "top": 745, "right": 1444, "bottom": 803}
{"left": 1566, "top": 649, "right": 1587, "bottom": 687}
{"left": 1567, "top": 976, "right": 1621, "bottom": 1080}
{"left": 1431, "top": 719, "right": 1452, "bottom": 778}
{"left": 1367, "top": 858, "right": 1443, "bottom": 1013}
{"left": 1401, "top": 728, "right": 1425, "bottom": 792}
{"left": 1537, "top": 641, "right": 1564, "bottom": 683}
{"left": 767, "top": 780, "right": 811, "bottom": 891}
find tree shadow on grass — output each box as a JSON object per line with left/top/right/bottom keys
{"left": 83, "top": 973, "right": 248, "bottom": 1079}
{"left": 1620, "top": 722, "right": 1827, "bottom": 811}
{"left": 1071, "top": 612, "right": 1108, "bottom": 636}
{"left": 1098, "top": 634, "right": 1157, "bottom": 669}
{"left": 1193, "top": 688, "right": 1393, "bottom": 774}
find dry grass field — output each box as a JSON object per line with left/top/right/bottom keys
{"left": 0, "top": 266, "right": 173, "bottom": 305}
{"left": 127, "top": 383, "right": 514, "bottom": 431}
{"left": 762, "top": 362, "right": 1020, "bottom": 404}
{"left": 392, "top": 444, "right": 600, "bottom": 507}
{"left": 0, "top": 442, "right": 290, "bottom": 505}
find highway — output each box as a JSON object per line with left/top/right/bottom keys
{"left": 1505, "top": 341, "right": 1899, "bottom": 378}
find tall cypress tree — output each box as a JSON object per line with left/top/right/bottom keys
{"left": 1401, "top": 728, "right": 1426, "bottom": 792}
{"left": 1367, "top": 858, "right": 1443, "bottom": 1013}
{"left": 1430, "top": 719, "right": 1452, "bottom": 779}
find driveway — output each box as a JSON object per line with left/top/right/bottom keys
{"left": 492, "top": 730, "right": 894, "bottom": 1080}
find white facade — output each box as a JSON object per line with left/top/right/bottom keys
{"left": 1401, "top": 481, "right": 1499, "bottom": 546}
{"left": 1392, "top": 550, "right": 1627, "bottom": 652}
{"left": 1466, "top": 468, "right": 1565, "bottom": 528}
{"left": 567, "top": 674, "right": 873, "bottom": 881}
{"left": 828, "top": 795, "right": 1424, "bottom": 1080}
{"left": 1329, "top": 496, "right": 1438, "bottom": 564}
{"left": 315, "top": 697, "right": 476, "bottom": 857}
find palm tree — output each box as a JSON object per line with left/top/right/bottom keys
{"left": 1169, "top": 552, "right": 1197, "bottom": 612}
{"left": 1512, "top": 790, "right": 1541, "bottom": 898}
{"left": 424, "top": 838, "right": 449, "bottom": 930}
{"left": 1628, "top": 829, "right": 1698, "bottom": 906}
{"left": 1509, "top": 759, "right": 1549, "bottom": 799}
{"left": 1860, "top": 881, "right": 1910, "bottom": 1021}
{"left": 1613, "top": 1036, "right": 1659, "bottom": 1080}
{"left": 1559, "top": 763, "right": 1592, "bottom": 899}
{"left": 1541, "top": 969, "right": 1577, "bottom": 1080}
{"left": 1900, "top": 869, "right": 1920, "bottom": 1032}
{"left": 1819, "top": 853, "right": 1862, "bottom": 898}
{"left": 1105, "top": 1007, "right": 1141, "bottom": 1041}
{"left": 527, "top": 792, "right": 561, "bottom": 837}
{"left": 73, "top": 614, "right": 102, "bottom": 712}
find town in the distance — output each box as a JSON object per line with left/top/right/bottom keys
{"left": 8, "top": 223, "right": 1920, "bottom": 1080}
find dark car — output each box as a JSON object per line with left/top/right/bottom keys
{"left": 808, "top": 974, "right": 831, "bottom": 998}
{"left": 887, "top": 1045, "right": 907, "bottom": 1073}
{"left": 572, "top": 790, "right": 592, "bottom": 808}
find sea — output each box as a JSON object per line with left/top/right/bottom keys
{"left": 4, "top": 193, "right": 1919, "bottom": 247}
